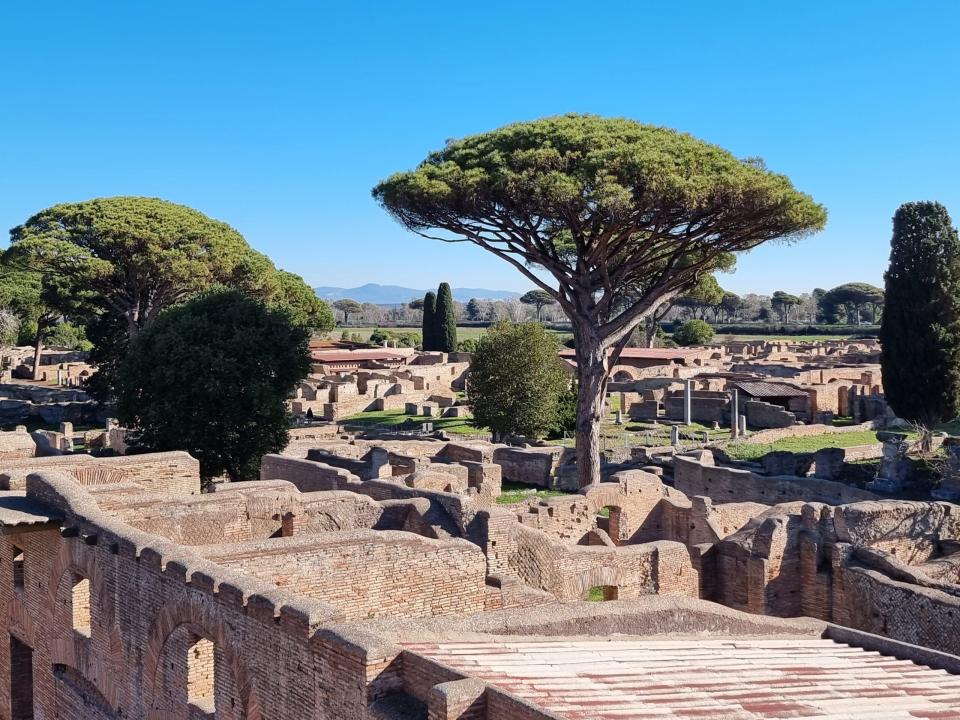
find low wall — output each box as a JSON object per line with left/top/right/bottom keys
{"left": 674, "top": 453, "right": 877, "bottom": 506}
{"left": 0, "top": 451, "right": 200, "bottom": 495}
{"left": 496, "top": 522, "right": 698, "bottom": 601}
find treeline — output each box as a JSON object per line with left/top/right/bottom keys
{"left": 657, "top": 280, "right": 885, "bottom": 326}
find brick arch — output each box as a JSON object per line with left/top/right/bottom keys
{"left": 46, "top": 540, "right": 113, "bottom": 626}
{"left": 143, "top": 598, "right": 264, "bottom": 720}
{"left": 610, "top": 365, "right": 642, "bottom": 381}
{"left": 44, "top": 540, "right": 123, "bottom": 708}
{"left": 569, "top": 565, "right": 622, "bottom": 600}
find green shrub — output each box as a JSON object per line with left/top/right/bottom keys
{"left": 673, "top": 319, "right": 715, "bottom": 346}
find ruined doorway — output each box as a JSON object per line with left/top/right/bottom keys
{"left": 586, "top": 585, "right": 619, "bottom": 601}
{"left": 10, "top": 634, "right": 34, "bottom": 720}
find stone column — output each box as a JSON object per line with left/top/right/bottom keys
{"left": 730, "top": 389, "right": 739, "bottom": 439}
{"left": 683, "top": 380, "right": 692, "bottom": 425}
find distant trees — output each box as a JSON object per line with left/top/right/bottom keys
{"left": 673, "top": 319, "right": 715, "bottom": 346}
{"left": 115, "top": 289, "right": 310, "bottom": 483}
{"left": 520, "top": 289, "right": 556, "bottom": 321}
{"left": 421, "top": 291, "right": 437, "bottom": 349}
{"left": 332, "top": 299, "right": 362, "bottom": 324}
{"left": 420, "top": 283, "right": 457, "bottom": 351}
{"left": 435, "top": 282, "right": 458, "bottom": 352}
{"left": 467, "top": 322, "right": 569, "bottom": 441}
{"left": 822, "top": 282, "right": 884, "bottom": 324}
{"left": 673, "top": 275, "right": 725, "bottom": 320}
{"left": 465, "top": 298, "right": 484, "bottom": 321}
{"left": 375, "top": 115, "right": 825, "bottom": 487}
{"left": 771, "top": 291, "right": 801, "bottom": 322}
{"left": 880, "top": 202, "right": 960, "bottom": 450}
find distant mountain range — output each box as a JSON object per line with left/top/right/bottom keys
{"left": 313, "top": 283, "right": 520, "bottom": 304}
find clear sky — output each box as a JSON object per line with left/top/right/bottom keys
{"left": 1, "top": 1, "right": 958, "bottom": 295}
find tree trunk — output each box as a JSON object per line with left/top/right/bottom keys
{"left": 574, "top": 330, "right": 608, "bottom": 488}
{"left": 31, "top": 331, "right": 43, "bottom": 381}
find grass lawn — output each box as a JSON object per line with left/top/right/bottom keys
{"left": 495, "top": 480, "right": 571, "bottom": 505}
{"left": 725, "top": 429, "right": 887, "bottom": 461}
{"left": 342, "top": 408, "right": 485, "bottom": 436}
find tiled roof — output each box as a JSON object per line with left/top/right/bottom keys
{"left": 404, "top": 638, "right": 960, "bottom": 719}
{"left": 311, "top": 350, "right": 406, "bottom": 363}
{"left": 732, "top": 381, "right": 810, "bottom": 398}
{"left": 559, "top": 348, "right": 706, "bottom": 361}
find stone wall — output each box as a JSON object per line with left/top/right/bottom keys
{"left": 673, "top": 453, "right": 877, "bottom": 505}
{"left": 487, "top": 520, "right": 698, "bottom": 601}
{"left": 0, "top": 451, "right": 201, "bottom": 495}
{"left": 744, "top": 400, "right": 796, "bottom": 429}
{"left": 198, "top": 530, "right": 488, "bottom": 620}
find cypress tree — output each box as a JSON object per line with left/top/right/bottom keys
{"left": 435, "top": 282, "right": 458, "bottom": 352}
{"left": 880, "top": 201, "right": 960, "bottom": 449}
{"left": 421, "top": 291, "right": 437, "bottom": 350}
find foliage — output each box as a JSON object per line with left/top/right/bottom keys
{"left": 421, "top": 291, "right": 437, "bottom": 350}
{"left": 673, "top": 319, "right": 715, "bottom": 346}
{"left": 880, "top": 202, "right": 960, "bottom": 437}
{"left": 369, "top": 328, "right": 421, "bottom": 348}
{"left": 271, "top": 270, "right": 335, "bottom": 331}
{"left": 115, "top": 288, "right": 310, "bottom": 482}
{"left": 434, "top": 282, "right": 458, "bottom": 352}
{"left": 465, "top": 298, "right": 484, "bottom": 321}
{"left": 519, "top": 289, "right": 556, "bottom": 321}
{"left": 332, "top": 298, "right": 362, "bottom": 324}
{"left": 467, "top": 321, "right": 569, "bottom": 440}
{"left": 822, "top": 282, "right": 884, "bottom": 324}
{"left": 47, "top": 323, "right": 92, "bottom": 351}
{"left": 0, "top": 309, "right": 18, "bottom": 346}
{"left": 457, "top": 338, "right": 478, "bottom": 352}
{"left": 549, "top": 382, "right": 578, "bottom": 437}
{"left": 674, "top": 275, "right": 724, "bottom": 318}
{"left": 374, "top": 114, "right": 825, "bottom": 486}
{"left": 770, "top": 290, "right": 801, "bottom": 322}
{"left": 8, "top": 197, "right": 276, "bottom": 335}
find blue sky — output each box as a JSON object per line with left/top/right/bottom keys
{"left": 1, "top": 1, "right": 958, "bottom": 295}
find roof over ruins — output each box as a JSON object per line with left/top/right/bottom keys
{"left": 559, "top": 347, "right": 707, "bottom": 361}
{"left": 310, "top": 349, "right": 407, "bottom": 363}
{"left": 0, "top": 491, "right": 62, "bottom": 535}
{"left": 732, "top": 380, "right": 810, "bottom": 398}
{"left": 406, "top": 637, "right": 960, "bottom": 719}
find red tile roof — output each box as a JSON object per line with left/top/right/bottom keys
{"left": 310, "top": 350, "right": 406, "bottom": 363}
{"left": 559, "top": 347, "right": 706, "bottom": 361}
{"left": 404, "top": 638, "right": 960, "bottom": 719}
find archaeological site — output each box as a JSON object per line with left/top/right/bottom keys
{"left": 3, "top": 336, "right": 960, "bottom": 720}
{"left": 4, "top": 12, "right": 960, "bottom": 716}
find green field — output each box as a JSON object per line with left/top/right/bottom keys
{"left": 495, "top": 480, "right": 570, "bottom": 505}
{"left": 342, "top": 408, "right": 484, "bottom": 436}
{"left": 724, "top": 429, "right": 887, "bottom": 461}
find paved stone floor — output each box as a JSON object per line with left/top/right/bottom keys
{"left": 404, "top": 638, "right": 960, "bottom": 718}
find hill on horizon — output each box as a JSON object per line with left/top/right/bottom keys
{"left": 313, "top": 283, "right": 520, "bottom": 304}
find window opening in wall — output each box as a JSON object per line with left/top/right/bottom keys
{"left": 586, "top": 585, "right": 619, "bottom": 601}
{"left": 187, "top": 636, "right": 216, "bottom": 715}
{"left": 12, "top": 545, "right": 24, "bottom": 590}
{"left": 71, "top": 575, "right": 91, "bottom": 637}
{"left": 9, "top": 634, "right": 34, "bottom": 720}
